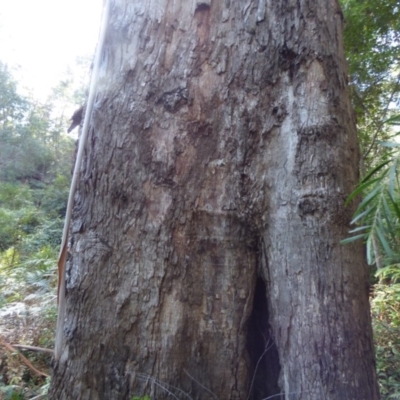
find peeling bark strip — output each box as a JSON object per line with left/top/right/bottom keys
{"left": 54, "top": 0, "right": 110, "bottom": 360}
{"left": 50, "top": 0, "right": 379, "bottom": 399}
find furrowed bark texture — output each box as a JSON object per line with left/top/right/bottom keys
{"left": 50, "top": 0, "right": 379, "bottom": 399}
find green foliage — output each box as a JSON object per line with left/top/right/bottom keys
{"left": 372, "top": 283, "right": 400, "bottom": 398}
{"left": 0, "top": 183, "right": 32, "bottom": 209}
{"left": 0, "top": 59, "right": 73, "bottom": 257}
{"left": 341, "top": 0, "right": 400, "bottom": 270}
{"left": 376, "top": 264, "right": 400, "bottom": 284}
{"left": 0, "top": 58, "right": 77, "bottom": 190}
{"left": 0, "top": 385, "right": 25, "bottom": 400}
{"left": 0, "top": 128, "right": 54, "bottom": 184}
{"left": 0, "top": 64, "right": 28, "bottom": 125}
{"left": 0, "top": 74, "right": 54, "bottom": 185}
{"left": 338, "top": 1, "right": 400, "bottom": 397}
{"left": 342, "top": 0, "right": 400, "bottom": 168}
{"left": 0, "top": 60, "right": 77, "bottom": 398}
{"left": 32, "top": 176, "right": 71, "bottom": 219}
{"left": 342, "top": 116, "right": 400, "bottom": 268}
{"left": 21, "top": 219, "right": 64, "bottom": 254}
{"left": 0, "top": 209, "right": 21, "bottom": 252}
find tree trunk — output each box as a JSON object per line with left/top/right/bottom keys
{"left": 50, "top": 0, "right": 379, "bottom": 399}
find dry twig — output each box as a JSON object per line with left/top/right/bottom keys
{"left": 0, "top": 338, "right": 50, "bottom": 377}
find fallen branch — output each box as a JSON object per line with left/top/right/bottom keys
{"left": 0, "top": 338, "right": 49, "bottom": 377}
{"left": 11, "top": 344, "right": 54, "bottom": 354}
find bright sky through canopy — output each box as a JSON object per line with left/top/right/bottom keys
{"left": 0, "top": 0, "right": 103, "bottom": 100}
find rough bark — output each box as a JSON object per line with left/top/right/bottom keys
{"left": 50, "top": 0, "right": 379, "bottom": 399}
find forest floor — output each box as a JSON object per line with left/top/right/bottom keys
{"left": 0, "top": 302, "right": 54, "bottom": 399}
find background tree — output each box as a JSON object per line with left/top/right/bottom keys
{"left": 341, "top": 0, "right": 400, "bottom": 397}
{"left": 50, "top": 1, "right": 379, "bottom": 399}
{"left": 342, "top": 0, "right": 400, "bottom": 169}
{"left": 341, "top": 0, "right": 400, "bottom": 268}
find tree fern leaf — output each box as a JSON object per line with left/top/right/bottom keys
{"left": 357, "top": 185, "right": 384, "bottom": 211}
{"left": 345, "top": 177, "right": 383, "bottom": 206}
{"left": 381, "top": 196, "right": 396, "bottom": 240}
{"left": 388, "top": 156, "right": 399, "bottom": 198}
{"left": 388, "top": 192, "right": 400, "bottom": 219}
{"left": 360, "top": 159, "right": 391, "bottom": 184}
{"left": 351, "top": 205, "right": 377, "bottom": 225}
{"left": 384, "top": 114, "right": 400, "bottom": 126}
{"left": 375, "top": 226, "right": 394, "bottom": 258}
{"left": 366, "top": 235, "right": 374, "bottom": 265}
{"left": 340, "top": 233, "right": 367, "bottom": 245}
{"left": 349, "top": 225, "right": 372, "bottom": 234}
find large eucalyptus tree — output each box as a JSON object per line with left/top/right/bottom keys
{"left": 50, "top": 0, "right": 379, "bottom": 399}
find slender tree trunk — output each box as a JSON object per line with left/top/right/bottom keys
{"left": 50, "top": 0, "right": 379, "bottom": 399}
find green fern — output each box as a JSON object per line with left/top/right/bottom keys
{"left": 343, "top": 114, "right": 400, "bottom": 271}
